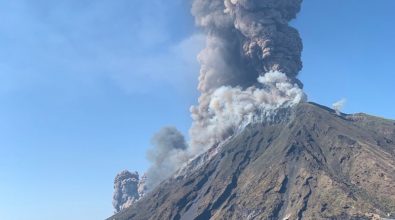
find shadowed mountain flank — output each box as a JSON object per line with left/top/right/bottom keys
{"left": 109, "top": 103, "right": 395, "bottom": 220}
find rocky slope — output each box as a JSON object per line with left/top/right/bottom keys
{"left": 108, "top": 102, "right": 395, "bottom": 220}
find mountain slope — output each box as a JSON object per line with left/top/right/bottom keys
{"left": 109, "top": 103, "right": 395, "bottom": 220}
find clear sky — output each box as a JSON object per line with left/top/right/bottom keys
{"left": 0, "top": 0, "right": 394, "bottom": 219}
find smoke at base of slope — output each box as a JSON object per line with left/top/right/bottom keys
{"left": 112, "top": 171, "right": 146, "bottom": 213}
{"left": 113, "top": 0, "right": 306, "bottom": 212}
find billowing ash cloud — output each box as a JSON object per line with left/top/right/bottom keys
{"left": 113, "top": 0, "right": 306, "bottom": 202}
{"left": 112, "top": 171, "right": 140, "bottom": 213}
{"left": 189, "top": 0, "right": 306, "bottom": 153}
{"left": 145, "top": 127, "right": 188, "bottom": 189}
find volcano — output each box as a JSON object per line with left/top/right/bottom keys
{"left": 108, "top": 103, "right": 395, "bottom": 220}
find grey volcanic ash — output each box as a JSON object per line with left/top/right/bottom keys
{"left": 112, "top": 171, "right": 140, "bottom": 213}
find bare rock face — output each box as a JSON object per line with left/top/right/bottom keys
{"left": 112, "top": 171, "right": 141, "bottom": 213}
{"left": 109, "top": 103, "right": 395, "bottom": 220}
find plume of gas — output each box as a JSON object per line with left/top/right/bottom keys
{"left": 333, "top": 98, "right": 347, "bottom": 115}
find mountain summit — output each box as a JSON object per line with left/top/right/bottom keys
{"left": 109, "top": 103, "right": 395, "bottom": 220}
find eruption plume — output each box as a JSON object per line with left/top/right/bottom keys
{"left": 113, "top": 0, "right": 306, "bottom": 205}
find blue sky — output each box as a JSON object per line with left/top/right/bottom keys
{"left": 0, "top": 0, "right": 394, "bottom": 219}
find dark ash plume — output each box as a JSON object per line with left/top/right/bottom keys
{"left": 191, "top": 0, "right": 303, "bottom": 93}
{"left": 112, "top": 170, "right": 140, "bottom": 213}
{"left": 145, "top": 127, "right": 188, "bottom": 190}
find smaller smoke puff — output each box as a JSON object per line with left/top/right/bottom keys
{"left": 332, "top": 98, "right": 347, "bottom": 115}
{"left": 145, "top": 127, "right": 188, "bottom": 190}
{"left": 112, "top": 170, "right": 140, "bottom": 213}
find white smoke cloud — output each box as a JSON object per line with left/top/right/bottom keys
{"left": 189, "top": 71, "right": 305, "bottom": 154}
{"left": 332, "top": 98, "right": 347, "bottom": 115}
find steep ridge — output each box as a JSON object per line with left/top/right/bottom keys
{"left": 109, "top": 102, "right": 395, "bottom": 220}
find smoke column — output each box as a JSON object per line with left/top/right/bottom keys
{"left": 189, "top": 0, "right": 306, "bottom": 154}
